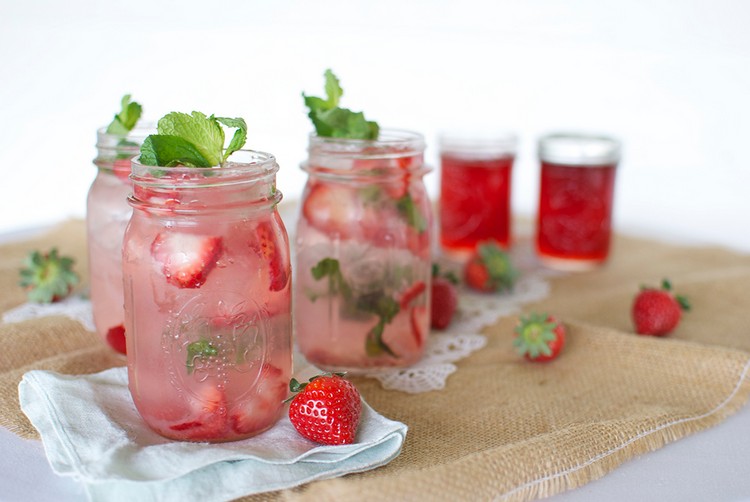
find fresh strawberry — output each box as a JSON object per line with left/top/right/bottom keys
{"left": 150, "top": 231, "right": 223, "bottom": 288}
{"left": 631, "top": 279, "right": 690, "bottom": 336}
{"left": 105, "top": 324, "right": 127, "bottom": 355}
{"left": 431, "top": 265, "right": 458, "bottom": 330}
{"left": 288, "top": 373, "right": 362, "bottom": 445}
{"left": 513, "top": 313, "right": 566, "bottom": 362}
{"left": 250, "top": 220, "right": 290, "bottom": 291}
{"left": 463, "top": 241, "right": 517, "bottom": 293}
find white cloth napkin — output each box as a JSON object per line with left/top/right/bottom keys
{"left": 19, "top": 367, "right": 407, "bottom": 502}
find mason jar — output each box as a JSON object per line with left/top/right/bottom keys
{"left": 123, "top": 151, "right": 292, "bottom": 442}
{"left": 87, "top": 124, "right": 152, "bottom": 354}
{"left": 295, "top": 129, "right": 433, "bottom": 371}
{"left": 536, "top": 132, "right": 621, "bottom": 270}
{"left": 438, "top": 130, "right": 518, "bottom": 258}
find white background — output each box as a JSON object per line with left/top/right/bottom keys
{"left": 2, "top": 0, "right": 749, "bottom": 251}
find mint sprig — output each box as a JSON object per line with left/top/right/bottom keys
{"left": 303, "top": 69, "right": 379, "bottom": 140}
{"left": 310, "top": 257, "right": 398, "bottom": 357}
{"left": 106, "top": 94, "right": 142, "bottom": 136}
{"left": 186, "top": 339, "right": 218, "bottom": 374}
{"left": 140, "top": 111, "right": 247, "bottom": 167}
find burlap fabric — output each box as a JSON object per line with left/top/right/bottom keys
{"left": 1, "top": 220, "right": 748, "bottom": 501}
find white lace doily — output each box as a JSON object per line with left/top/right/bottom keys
{"left": 362, "top": 333, "right": 487, "bottom": 393}
{"left": 2, "top": 295, "right": 95, "bottom": 332}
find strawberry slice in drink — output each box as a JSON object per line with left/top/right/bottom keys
{"left": 230, "top": 363, "right": 287, "bottom": 435}
{"left": 151, "top": 231, "right": 223, "bottom": 288}
{"left": 249, "top": 221, "right": 289, "bottom": 292}
{"left": 169, "top": 386, "right": 229, "bottom": 440}
{"left": 302, "top": 182, "right": 359, "bottom": 238}
{"left": 410, "top": 305, "right": 428, "bottom": 349}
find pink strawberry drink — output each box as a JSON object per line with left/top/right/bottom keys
{"left": 88, "top": 125, "right": 152, "bottom": 353}
{"left": 123, "top": 151, "right": 292, "bottom": 442}
{"left": 295, "top": 130, "right": 433, "bottom": 371}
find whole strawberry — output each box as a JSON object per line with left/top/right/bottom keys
{"left": 464, "top": 241, "right": 517, "bottom": 293}
{"left": 632, "top": 279, "right": 690, "bottom": 336}
{"left": 288, "top": 373, "right": 362, "bottom": 445}
{"left": 513, "top": 313, "right": 566, "bottom": 362}
{"left": 431, "top": 264, "right": 458, "bottom": 330}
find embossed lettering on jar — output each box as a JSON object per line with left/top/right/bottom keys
{"left": 123, "top": 151, "right": 292, "bottom": 442}
{"left": 295, "top": 129, "right": 433, "bottom": 371}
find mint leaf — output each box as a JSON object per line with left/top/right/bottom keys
{"left": 106, "top": 94, "right": 142, "bottom": 135}
{"left": 216, "top": 116, "right": 247, "bottom": 162}
{"left": 311, "top": 257, "right": 352, "bottom": 299}
{"left": 303, "top": 69, "right": 379, "bottom": 140}
{"left": 323, "top": 69, "right": 343, "bottom": 108}
{"left": 140, "top": 135, "right": 212, "bottom": 167}
{"left": 186, "top": 339, "right": 218, "bottom": 374}
{"left": 156, "top": 112, "right": 225, "bottom": 166}
{"left": 396, "top": 193, "right": 427, "bottom": 233}
{"left": 140, "top": 111, "right": 248, "bottom": 168}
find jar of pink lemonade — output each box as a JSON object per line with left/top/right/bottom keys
{"left": 294, "top": 129, "right": 433, "bottom": 371}
{"left": 88, "top": 123, "right": 152, "bottom": 354}
{"left": 123, "top": 150, "right": 292, "bottom": 442}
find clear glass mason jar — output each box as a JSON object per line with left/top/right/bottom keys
{"left": 295, "top": 129, "right": 433, "bottom": 371}
{"left": 123, "top": 151, "right": 292, "bottom": 442}
{"left": 87, "top": 124, "right": 153, "bottom": 354}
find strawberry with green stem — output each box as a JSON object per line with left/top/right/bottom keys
{"left": 288, "top": 373, "right": 362, "bottom": 445}
{"left": 631, "top": 278, "right": 690, "bottom": 336}
{"left": 464, "top": 241, "right": 518, "bottom": 293}
{"left": 19, "top": 248, "right": 79, "bottom": 303}
{"left": 514, "top": 313, "right": 566, "bottom": 362}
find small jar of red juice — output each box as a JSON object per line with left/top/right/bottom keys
{"left": 536, "top": 132, "right": 621, "bottom": 271}
{"left": 438, "top": 131, "right": 518, "bottom": 259}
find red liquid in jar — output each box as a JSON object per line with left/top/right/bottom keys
{"left": 439, "top": 154, "right": 514, "bottom": 254}
{"left": 536, "top": 161, "right": 616, "bottom": 265}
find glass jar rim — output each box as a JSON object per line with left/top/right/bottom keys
{"left": 307, "top": 128, "right": 426, "bottom": 158}
{"left": 538, "top": 132, "right": 621, "bottom": 166}
{"left": 131, "top": 149, "right": 280, "bottom": 187}
{"left": 96, "top": 121, "right": 157, "bottom": 149}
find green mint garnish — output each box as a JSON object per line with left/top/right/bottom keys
{"left": 140, "top": 111, "right": 247, "bottom": 167}
{"left": 106, "top": 94, "right": 143, "bottom": 136}
{"left": 311, "top": 257, "right": 352, "bottom": 299}
{"left": 303, "top": 69, "right": 379, "bottom": 140}
{"left": 186, "top": 339, "right": 218, "bottom": 374}
{"left": 310, "top": 257, "right": 399, "bottom": 357}
{"left": 358, "top": 292, "right": 399, "bottom": 357}
{"left": 396, "top": 193, "right": 427, "bottom": 233}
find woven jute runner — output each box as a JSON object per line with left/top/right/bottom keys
{"left": 1, "top": 220, "right": 749, "bottom": 502}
